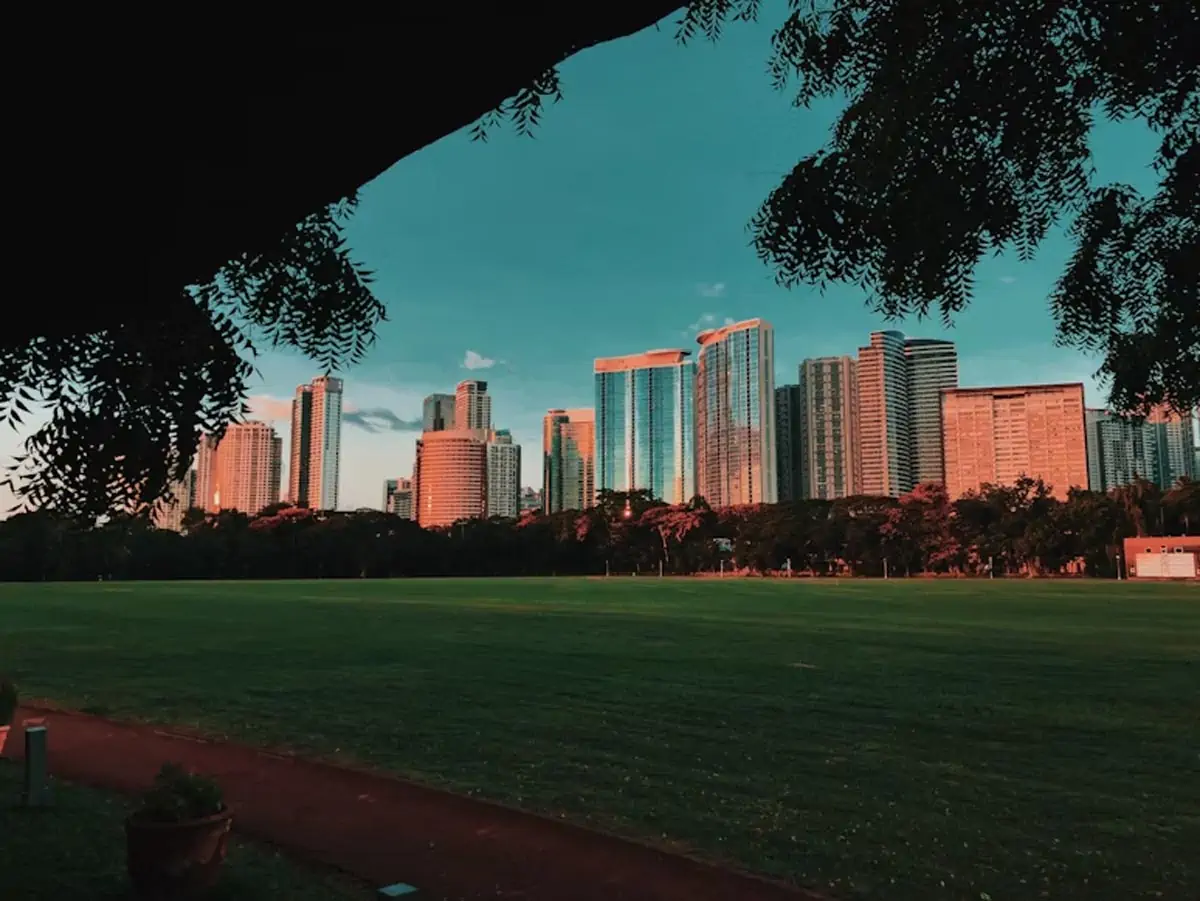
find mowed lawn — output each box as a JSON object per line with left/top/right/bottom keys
{"left": 1, "top": 578, "right": 1197, "bottom": 900}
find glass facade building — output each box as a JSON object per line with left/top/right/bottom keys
{"left": 905, "top": 338, "right": 958, "bottom": 486}
{"left": 695, "top": 319, "right": 777, "bottom": 507}
{"left": 543, "top": 408, "right": 595, "bottom": 513}
{"left": 594, "top": 349, "right": 695, "bottom": 504}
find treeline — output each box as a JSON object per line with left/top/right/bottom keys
{"left": 0, "top": 478, "right": 1196, "bottom": 583}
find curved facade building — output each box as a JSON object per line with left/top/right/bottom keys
{"left": 414, "top": 429, "right": 488, "bottom": 527}
{"left": 856, "top": 330, "right": 912, "bottom": 496}
{"left": 594, "top": 349, "right": 695, "bottom": 504}
{"left": 695, "top": 319, "right": 777, "bottom": 507}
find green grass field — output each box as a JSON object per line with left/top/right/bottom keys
{"left": 1, "top": 578, "right": 1197, "bottom": 900}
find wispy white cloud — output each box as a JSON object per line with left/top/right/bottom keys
{"left": 998, "top": 275, "right": 1017, "bottom": 284}
{"left": 463, "top": 350, "right": 497, "bottom": 370}
{"left": 697, "top": 282, "right": 727, "bottom": 298}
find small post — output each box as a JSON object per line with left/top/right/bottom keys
{"left": 1116, "top": 551, "right": 1123, "bottom": 581}
{"left": 23, "top": 723, "right": 51, "bottom": 808}
{"left": 883, "top": 558, "right": 889, "bottom": 580}
{"left": 605, "top": 559, "right": 610, "bottom": 577}
{"left": 719, "top": 560, "right": 725, "bottom": 578}
{"left": 659, "top": 560, "right": 664, "bottom": 578}
{"left": 989, "top": 556, "right": 995, "bottom": 579}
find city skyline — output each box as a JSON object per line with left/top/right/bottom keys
{"left": 0, "top": 13, "right": 1171, "bottom": 514}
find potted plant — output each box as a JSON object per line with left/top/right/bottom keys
{"left": 126, "top": 762, "right": 233, "bottom": 899}
{"left": 0, "top": 679, "right": 15, "bottom": 755}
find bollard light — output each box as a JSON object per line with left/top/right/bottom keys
{"left": 23, "top": 723, "right": 52, "bottom": 807}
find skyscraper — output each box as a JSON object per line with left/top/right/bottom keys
{"left": 695, "top": 319, "right": 777, "bottom": 507}
{"left": 153, "top": 469, "right": 197, "bottom": 531}
{"left": 383, "top": 477, "right": 414, "bottom": 519}
{"left": 595, "top": 349, "right": 696, "bottom": 504}
{"left": 486, "top": 430, "right": 521, "bottom": 519}
{"left": 1148, "top": 405, "right": 1196, "bottom": 489}
{"left": 774, "top": 385, "right": 804, "bottom": 502}
{"left": 797, "top": 356, "right": 860, "bottom": 500}
{"left": 941, "top": 383, "right": 1088, "bottom": 501}
{"left": 193, "top": 434, "right": 218, "bottom": 513}
{"left": 207, "top": 421, "right": 282, "bottom": 514}
{"left": 413, "top": 429, "right": 488, "bottom": 527}
{"left": 856, "top": 330, "right": 912, "bottom": 496}
{"left": 1085, "top": 408, "right": 1160, "bottom": 492}
{"left": 455, "top": 380, "right": 492, "bottom": 431}
{"left": 905, "top": 338, "right": 958, "bottom": 485}
{"left": 422, "top": 393, "right": 456, "bottom": 431}
{"left": 289, "top": 375, "right": 343, "bottom": 509}
{"left": 543, "top": 408, "right": 596, "bottom": 513}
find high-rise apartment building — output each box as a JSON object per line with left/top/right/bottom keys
{"left": 486, "top": 430, "right": 522, "bottom": 519}
{"left": 941, "top": 383, "right": 1088, "bottom": 501}
{"left": 695, "top": 319, "right": 777, "bottom": 507}
{"left": 1085, "top": 408, "right": 1160, "bottom": 492}
{"left": 543, "top": 408, "right": 596, "bottom": 513}
{"left": 422, "top": 393, "right": 456, "bottom": 432}
{"left": 797, "top": 356, "right": 861, "bottom": 500}
{"left": 193, "top": 434, "right": 218, "bottom": 513}
{"left": 202, "top": 421, "right": 283, "bottom": 514}
{"left": 595, "top": 349, "right": 696, "bottom": 504}
{"left": 455, "top": 380, "right": 492, "bottom": 431}
{"left": 855, "top": 332, "right": 957, "bottom": 496}
{"left": 905, "top": 338, "right": 958, "bottom": 485}
{"left": 153, "top": 469, "right": 197, "bottom": 531}
{"left": 774, "top": 386, "right": 804, "bottom": 502}
{"left": 1086, "top": 405, "right": 1196, "bottom": 492}
{"left": 383, "top": 477, "right": 414, "bottom": 519}
{"left": 520, "top": 487, "right": 543, "bottom": 512}
{"left": 1148, "top": 405, "right": 1196, "bottom": 489}
{"left": 289, "top": 375, "right": 343, "bottom": 509}
{"left": 856, "top": 331, "right": 912, "bottom": 496}
{"left": 413, "top": 429, "right": 488, "bottom": 527}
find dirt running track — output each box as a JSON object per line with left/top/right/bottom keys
{"left": 4, "top": 708, "right": 824, "bottom": 901}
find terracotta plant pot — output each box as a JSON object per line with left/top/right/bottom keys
{"left": 125, "top": 808, "right": 233, "bottom": 899}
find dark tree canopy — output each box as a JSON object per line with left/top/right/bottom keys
{"left": 3, "top": 2, "right": 1197, "bottom": 515}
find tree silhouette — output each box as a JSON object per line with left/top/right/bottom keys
{"left": 4, "top": 2, "right": 1196, "bottom": 514}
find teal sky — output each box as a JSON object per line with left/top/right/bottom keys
{"left": 1, "top": 10, "right": 1164, "bottom": 512}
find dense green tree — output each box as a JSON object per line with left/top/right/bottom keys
{"left": 1, "top": 482, "right": 1195, "bottom": 583}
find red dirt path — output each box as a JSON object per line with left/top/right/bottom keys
{"left": 4, "top": 708, "right": 824, "bottom": 901}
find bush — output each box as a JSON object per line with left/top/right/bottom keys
{"left": 134, "top": 763, "right": 224, "bottom": 823}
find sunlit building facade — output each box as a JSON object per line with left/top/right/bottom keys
{"left": 797, "top": 356, "right": 860, "bottom": 500}
{"left": 695, "top": 319, "right": 777, "bottom": 507}
{"left": 455, "top": 380, "right": 492, "bottom": 431}
{"left": 289, "top": 375, "right": 343, "bottom": 509}
{"left": 413, "top": 429, "right": 488, "bottom": 528}
{"left": 210, "top": 421, "right": 283, "bottom": 514}
{"left": 942, "top": 383, "right": 1088, "bottom": 501}
{"left": 595, "top": 349, "right": 695, "bottom": 505}
{"left": 856, "top": 330, "right": 913, "bottom": 496}
{"left": 543, "top": 408, "right": 596, "bottom": 512}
